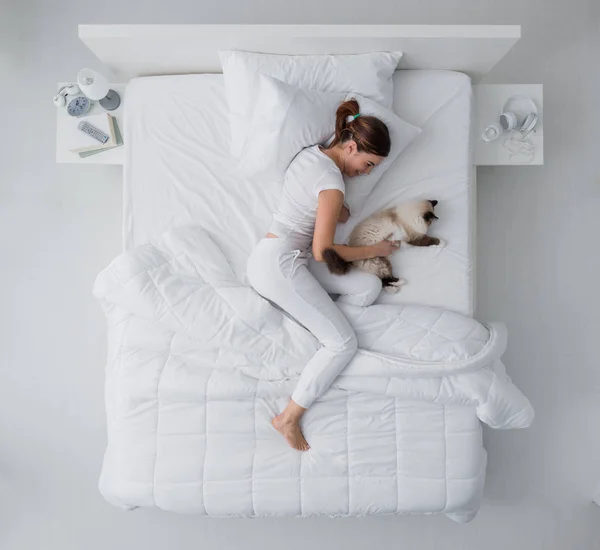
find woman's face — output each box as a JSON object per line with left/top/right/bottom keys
{"left": 342, "top": 140, "right": 385, "bottom": 178}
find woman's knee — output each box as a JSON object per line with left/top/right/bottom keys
{"left": 363, "top": 276, "right": 382, "bottom": 306}
{"left": 351, "top": 275, "right": 382, "bottom": 307}
{"left": 327, "top": 329, "right": 357, "bottom": 356}
{"left": 336, "top": 275, "right": 381, "bottom": 307}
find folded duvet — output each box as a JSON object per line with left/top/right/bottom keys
{"left": 94, "top": 226, "right": 533, "bottom": 522}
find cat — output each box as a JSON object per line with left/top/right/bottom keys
{"left": 323, "top": 200, "right": 443, "bottom": 293}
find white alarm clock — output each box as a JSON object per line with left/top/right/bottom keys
{"left": 53, "top": 84, "right": 92, "bottom": 117}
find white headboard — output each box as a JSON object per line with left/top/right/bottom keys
{"left": 79, "top": 24, "right": 520, "bottom": 82}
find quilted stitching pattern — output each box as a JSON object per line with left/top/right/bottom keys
{"left": 95, "top": 227, "right": 533, "bottom": 520}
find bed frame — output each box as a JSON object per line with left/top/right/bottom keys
{"left": 78, "top": 24, "right": 520, "bottom": 83}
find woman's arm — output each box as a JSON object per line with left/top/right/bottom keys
{"left": 312, "top": 190, "right": 398, "bottom": 262}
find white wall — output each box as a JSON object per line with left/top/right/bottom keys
{"left": 1, "top": 1, "right": 599, "bottom": 549}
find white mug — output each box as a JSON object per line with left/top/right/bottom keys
{"left": 482, "top": 122, "right": 503, "bottom": 142}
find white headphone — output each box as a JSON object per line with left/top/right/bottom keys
{"left": 482, "top": 95, "right": 539, "bottom": 163}
{"left": 53, "top": 84, "right": 81, "bottom": 107}
{"left": 499, "top": 98, "right": 539, "bottom": 137}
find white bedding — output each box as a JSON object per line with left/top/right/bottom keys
{"left": 95, "top": 226, "right": 533, "bottom": 520}
{"left": 123, "top": 69, "right": 474, "bottom": 315}
{"left": 100, "top": 70, "right": 505, "bottom": 522}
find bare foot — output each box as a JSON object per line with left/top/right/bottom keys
{"left": 272, "top": 414, "right": 310, "bottom": 451}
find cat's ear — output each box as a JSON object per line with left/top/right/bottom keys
{"left": 428, "top": 200, "right": 438, "bottom": 208}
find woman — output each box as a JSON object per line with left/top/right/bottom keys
{"left": 247, "top": 99, "right": 397, "bottom": 451}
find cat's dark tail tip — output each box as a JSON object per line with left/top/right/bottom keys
{"left": 322, "top": 248, "right": 351, "bottom": 275}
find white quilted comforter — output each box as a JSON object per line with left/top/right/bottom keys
{"left": 94, "top": 226, "right": 533, "bottom": 522}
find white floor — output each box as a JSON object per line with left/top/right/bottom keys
{"left": 2, "top": 1, "right": 600, "bottom": 549}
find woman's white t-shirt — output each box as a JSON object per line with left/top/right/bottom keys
{"left": 269, "top": 145, "right": 345, "bottom": 250}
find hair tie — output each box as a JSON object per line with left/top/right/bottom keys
{"left": 345, "top": 113, "right": 361, "bottom": 124}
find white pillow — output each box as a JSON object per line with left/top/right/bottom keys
{"left": 243, "top": 75, "right": 422, "bottom": 216}
{"left": 219, "top": 49, "right": 402, "bottom": 158}
{"left": 243, "top": 76, "right": 344, "bottom": 182}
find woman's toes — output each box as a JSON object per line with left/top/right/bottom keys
{"left": 272, "top": 415, "right": 310, "bottom": 451}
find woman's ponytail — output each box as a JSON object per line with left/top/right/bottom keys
{"left": 330, "top": 98, "right": 391, "bottom": 158}
{"left": 334, "top": 99, "right": 360, "bottom": 145}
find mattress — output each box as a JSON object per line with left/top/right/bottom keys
{"left": 123, "top": 69, "right": 474, "bottom": 315}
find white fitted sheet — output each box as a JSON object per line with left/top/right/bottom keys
{"left": 124, "top": 70, "right": 474, "bottom": 315}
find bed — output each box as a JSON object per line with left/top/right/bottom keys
{"left": 87, "top": 24, "right": 531, "bottom": 522}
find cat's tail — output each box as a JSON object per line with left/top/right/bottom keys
{"left": 322, "top": 248, "right": 351, "bottom": 275}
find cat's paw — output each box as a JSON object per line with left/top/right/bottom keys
{"left": 383, "top": 278, "right": 406, "bottom": 293}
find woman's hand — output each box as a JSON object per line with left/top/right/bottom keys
{"left": 369, "top": 239, "right": 400, "bottom": 258}
{"left": 338, "top": 205, "right": 350, "bottom": 223}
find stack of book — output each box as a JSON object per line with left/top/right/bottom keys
{"left": 67, "top": 112, "right": 123, "bottom": 158}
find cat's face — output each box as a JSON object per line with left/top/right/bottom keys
{"left": 395, "top": 200, "right": 439, "bottom": 234}
{"left": 422, "top": 200, "right": 439, "bottom": 226}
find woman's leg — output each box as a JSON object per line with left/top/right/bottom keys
{"left": 308, "top": 257, "right": 382, "bottom": 307}
{"left": 247, "top": 241, "right": 358, "bottom": 450}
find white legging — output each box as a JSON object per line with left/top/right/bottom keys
{"left": 247, "top": 238, "right": 381, "bottom": 408}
